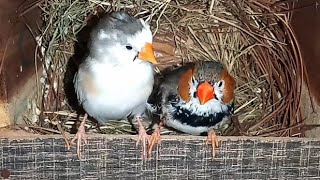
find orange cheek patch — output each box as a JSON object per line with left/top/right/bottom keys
{"left": 178, "top": 68, "right": 194, "bottom": 102}
{"left": 220, "top": 69, "right": 235, "bottom": 104}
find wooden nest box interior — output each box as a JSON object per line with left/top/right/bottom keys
{"left": 0, "top": 0, "right": 320, "bottom": 179}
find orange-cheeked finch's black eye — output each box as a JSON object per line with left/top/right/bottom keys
{"left": 126, "top": 45, "right": 133, "bottom": 50}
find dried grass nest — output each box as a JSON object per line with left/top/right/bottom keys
{"left": 27, "top": 0, "right": 305, "bottom": 137}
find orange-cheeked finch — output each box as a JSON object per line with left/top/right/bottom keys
{"left": 148, "top": 61, "right": 235, "bottom": 158}
{"left": 72, "top": 11, "right": 157, "bottom": 159}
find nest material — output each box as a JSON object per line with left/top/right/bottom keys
{"left": 29, "top": 0, "right": 303, "bottom": 137}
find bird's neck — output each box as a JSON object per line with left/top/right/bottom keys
{"left": 172, "top": 96, "right": 230, "bottom": 116}
{"left": 88, "top": 60, "right": 154, "bottom": 90}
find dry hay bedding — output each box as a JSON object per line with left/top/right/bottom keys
{"left": 29, "top": 0, "right": 304, "bottom": 138}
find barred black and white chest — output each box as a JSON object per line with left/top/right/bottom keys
{"left": 162, "top": 94, "right": 234, "bottom": 135}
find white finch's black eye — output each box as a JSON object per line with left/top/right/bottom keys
{"left": 126, "top": 45, "right": 133, "bottom": 50}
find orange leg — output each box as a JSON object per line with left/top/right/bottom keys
{"left": 147, "top": 122, "right": 163, "bottom": 158}
{"left": 135, "top": 116, "right": 149, "bottom": 160}
{"left": 71, "top": 113, "right": 88, "bottom": 159}
{"left": 206, "top": 129, "right": 219, "bottom": 159}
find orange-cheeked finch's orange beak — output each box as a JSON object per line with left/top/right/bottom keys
{"left": 197, "top": 81, "right": 214, "bottom": 105}
{"left": 138, "top": 42, "right": 157, "bottom": 64}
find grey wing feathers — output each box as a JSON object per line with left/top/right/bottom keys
{"left": 73, "top": 63, "right": 89, "bottom": 106}
{"left": 146, "top": 73, "right": 163, "bottom": 115}
{"left": 147, "top": 63, "right": 194, "bottom": 114}
{"left": 73, "top": 71, "right": 85, "bottom": 105}
{"left": 146, "top": 64, "right": 194, "bottom": 135}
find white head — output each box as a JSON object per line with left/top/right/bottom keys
{"left": 89, "top": 11, "right": 157, "bottom": 66}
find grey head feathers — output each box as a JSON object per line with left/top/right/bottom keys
{"left": 157, "top": 61, "right": 225, "bottom": 100}
{"left": 90, "top": 11, "right": 144, "bottom": 42}
{"left": 88, "top": 11, "right": 147, "bottom": 61}
{"left": 194, "top": 61, "right": 224, "bottom": 82}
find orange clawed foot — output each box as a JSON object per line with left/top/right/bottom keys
{"left": 206, "top": 130, "right": 219, "bottom": 159}
{"left": 135, "top": 117, "right": 150, "bottom": 160}
{"left": 147, "top": 125, "right": 162, "bottom": 158}
{"left": 71, "top": 113, "right": 88, "bottom": 159}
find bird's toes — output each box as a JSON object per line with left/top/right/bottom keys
{"left": 148, "top": 128, "right": 161, "bottom": 158}
{"left": 136, "top": 128, "right": 150, "bottom": 159}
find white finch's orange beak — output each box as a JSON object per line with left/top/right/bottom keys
{"left": 197, "top": 81, "right": 214, "bottom": 105}
{"left": 138, "top": 43, "right": 157, "bottom": 64}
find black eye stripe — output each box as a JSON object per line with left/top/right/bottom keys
{"left": 214, "top": 94, "right": 219, "bottom": 100}
{"left": 191, "top": 77, "right": 196, "bottom": 84}
{"left": 193, "top": 92, "right": 197, "bottom": 98}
